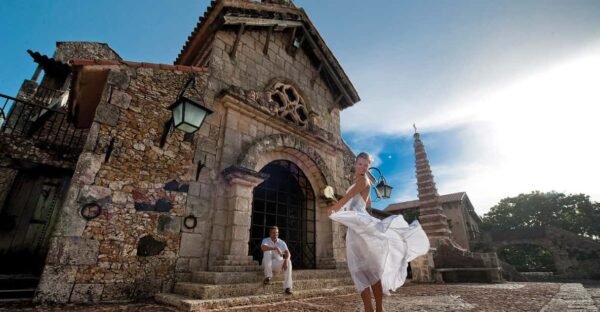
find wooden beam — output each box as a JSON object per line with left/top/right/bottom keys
{"left": 223, "top": 15, "right": 302, "bottom": 29}
{"left": 229, "top": 23, "right": 245, "bottom": 59}
{"left": 263, "top": 26, "right": 273, "bottom": 55}
{"left": 311, "top": 62, "right": 323, "bottom": 87}
{"left": 287, "top": 27, "right": 297, "bottom": 54}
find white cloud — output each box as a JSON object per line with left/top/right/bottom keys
{"left": 460, "top": 45, "right": 600, "bottom": 213}
{"left": 342, "top": 43, "right": 600, "bottom": 215}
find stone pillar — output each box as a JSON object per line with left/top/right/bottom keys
{"left": 411, "top": 251, "right": 436, "bottom": 282}
{"left": 413, "top": 132, "right": 452, "bottom": 246}
{"left": 212, "top": 165, "right": 267, "bottom": 271}
{"left": 550, "top": 246, "right": 572, "bottom": 275}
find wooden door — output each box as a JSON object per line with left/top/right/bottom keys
{"left": 0, "top": 169, "right": 70, "bottom": 274}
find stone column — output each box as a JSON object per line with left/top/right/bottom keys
{"left": 213, "top": 165, "right": 267, "bottom": 271}
{"left": 411, "top": 252, "right": 436, "bottom": 282}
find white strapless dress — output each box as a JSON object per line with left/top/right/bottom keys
{"left": 329, "top": 190, "right": 430, "bottom": 295}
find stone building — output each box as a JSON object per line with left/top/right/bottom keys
{"left": 0, "top": 0, "right": 366, "bottom": 305}
{"left": 386, "top": 192, "right": 482, "bottom": 250}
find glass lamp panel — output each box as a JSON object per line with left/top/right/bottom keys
{"left": 177, "top": 122, "right": 198, "bottom": 134}
{"left": 172, "top": 102, "right": 184, "bottom": 126}
{"left": 382, "top": 184, "right": 393, "bottom": 199}
{"left": 183, "top": 102, "right": 207, "bottom": 129}
{"left": 374, "top": 184, "right": 383, "bottom": 199}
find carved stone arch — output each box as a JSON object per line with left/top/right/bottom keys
{"left": 239, "top": 133, "right": 332, "bottom": 187}
{"left": 263, "top": 78, "right": 312, "bottom": 128}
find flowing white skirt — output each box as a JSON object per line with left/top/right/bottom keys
{"left": 330, "top": 210, "right": 430, "bottom": 294}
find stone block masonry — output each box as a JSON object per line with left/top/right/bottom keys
{"left": 35, "top": 62, "right": 211, "bottom": 303}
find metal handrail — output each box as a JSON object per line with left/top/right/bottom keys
{"left": 0, "top": 93, "right": 67, "bottom": 114}
{"left": 0, "top": 92, "right": 86, "bottom": 153}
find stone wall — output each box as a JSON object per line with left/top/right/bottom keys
{"left": 489, "top": 226, "right": 600, "bottom": 278}
{"left": 35, "top": 63, "right": 210, "bottom": 303}
{"left": 443, "top": 202, "right": 470, "bottom": 250}
{"left": 205, "top": 27, "right": 352, "bottom": 189}
{"left": 208, "top": 29, "right": 342, "bottom": 152}
{"left": 53, "top": 42, "right": 122, "bottom": 63}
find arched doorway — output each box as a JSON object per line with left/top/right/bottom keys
{"left": 249, "top": 160, "right": 316, "bottom": 269}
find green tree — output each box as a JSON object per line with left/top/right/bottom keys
{"left": 481, "top": 191, "right": 600, "bottom": 239}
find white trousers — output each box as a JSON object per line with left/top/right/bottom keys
{"left": 262, "top": 251, "right": 293, "bottom": 289}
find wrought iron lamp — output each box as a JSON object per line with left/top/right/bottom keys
{"left": 160, "top": 76, "right": 213, "bottom": 148}
{"left": 368, "top": 167, "right": 393, "bottom": 199}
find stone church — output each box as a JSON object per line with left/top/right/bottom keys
{"left": 0, "top": 0, "right": 504, "bottom": 308}
{"left": 0, "top": 0, "right": 364, "bottom": 305}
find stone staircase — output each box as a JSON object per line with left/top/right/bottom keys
{"left": 155, "top": 267, "right": 356, "bottom": 311}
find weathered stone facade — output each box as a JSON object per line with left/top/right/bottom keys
{"left": 35, "top": 63, "right": 209, "bottom": 302}
{"left": 0, "top": 0, "right": 363, "bottom": 303}
{"left": 441, "top": 195, "right": 481, "bottom": 250}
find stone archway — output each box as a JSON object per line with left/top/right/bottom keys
{"left": 239, "top": 134, "right": 337, "bottom": 269}
{"left": 238, "top": 133, "right": 332, "bottom": 187}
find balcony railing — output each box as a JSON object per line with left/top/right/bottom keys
{"left": 32, "top": 85, "right": 67, "bottom": 107}
{"left": 0, "top": 93, "right": 87, "bottom": 153}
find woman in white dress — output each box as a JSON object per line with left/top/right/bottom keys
{"left": 328, "top": 152, "right": 430, "bottom": 312}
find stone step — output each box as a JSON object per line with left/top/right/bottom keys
{"left": 213, "top": 259, "right": 259, "bottom": 266}
{"left": 156, "top": 285, "right": 356, "bottom": 311}
{"left": 540, "top": 283, "right": 597, "bottom": 311}
{"left": 0, "top": 288, "right": 36, "bottom": 300}
{"left": 220, "top": 255, "right": 255, "bottom": 261}
{"left": 174, "top": 277, "right": 354, "bottom": 299}
{"left": 192, "top": 269, "right": 350, "bottom": 284}
{"left": 209, "top": 265, "right": 262, "bottom": 272}
{"left": 0, "top": 275, "right": 38, "bottom": 301}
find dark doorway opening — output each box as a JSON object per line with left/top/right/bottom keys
{"left": 0, "top": 168, "right": 71, "bottom": 275}
{"left": 249, "top": 160, "right": 316, "bottom": 269}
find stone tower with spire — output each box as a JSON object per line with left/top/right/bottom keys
{"left": 413, "top": 131, "right": 452, "bottom": 245}
{"left": 407, "top": 129, "right": 502, "bottom": 283}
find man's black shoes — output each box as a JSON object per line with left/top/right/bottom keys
{"left": 285, "top": 288, "right": 292, "bottom": 295}
{"left": 263, "top": 277, "right": 271, "bottom": 285}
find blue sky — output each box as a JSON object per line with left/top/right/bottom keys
{"left": 2, "top": 0, "right": 600, "bottom": 214}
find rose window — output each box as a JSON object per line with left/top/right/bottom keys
{"left": 269, "top": 83, "right": 308, "bottom": 127}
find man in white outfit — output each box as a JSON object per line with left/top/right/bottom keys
{"left": 261, "top": 226, "right": 293, "bottom": 294}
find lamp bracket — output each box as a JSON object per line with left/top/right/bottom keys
{"left": 159, "top": 119, "right": 173, "bottom": 148}
{"left": 178, "top": 76, "right": 197, "bottom": 99}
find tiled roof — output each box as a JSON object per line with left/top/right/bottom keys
{"left": 384, "top": 192, "right": 467, "bottom": 212}
{"left": 70, "top": 59, "right": 208, "bottom": 73}
{"left": 175, "top": 0, "right": 303, "bottom": 64}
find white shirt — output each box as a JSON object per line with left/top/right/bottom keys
{"left": 261, "top": 237, "right": 289, "bottom": 258}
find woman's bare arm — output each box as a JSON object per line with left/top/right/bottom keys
{"left": 329, "top": 176, "right": 369, "bottom": 213}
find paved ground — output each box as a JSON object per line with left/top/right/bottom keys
{"left": 2, "top": 282, "right": 599, "bottom": 311}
